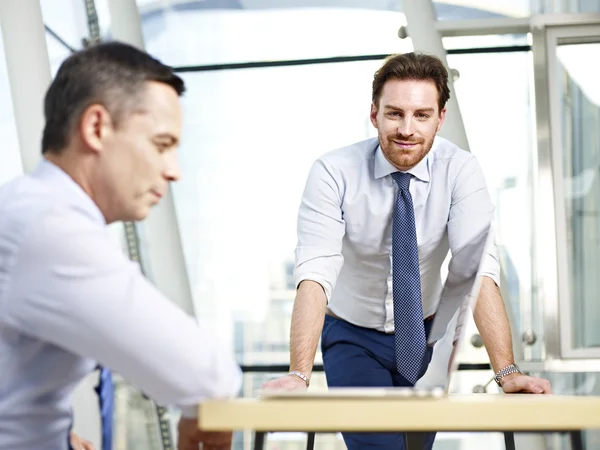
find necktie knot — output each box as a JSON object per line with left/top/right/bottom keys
{"left": 391, "top": 172, "right": 412, "bottom": 191}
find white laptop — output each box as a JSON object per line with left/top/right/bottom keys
{"left": 261, "top": 223, "right": 493, "bottom": 400}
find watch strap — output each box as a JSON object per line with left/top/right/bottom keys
{"left": 494, "top": 363, "right": 522, "bottom": 386}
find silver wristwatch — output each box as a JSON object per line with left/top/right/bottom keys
{"left": 494, "top": 363, "right": 522, "bottom": 386}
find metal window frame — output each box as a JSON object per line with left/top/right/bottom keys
{"left": 430, "top": 12, "right": 600, "bottom": 370}
{"left": 530, "top": 20, "right": 561, "bottom": 364}
{"left": 518, "top": 17, "right": 600, "bottom": 373}
{"left": 542, "top": 23, "right": 600, "bottom": 359}
{"left": 433, "top": 12, "right": 600, "bottom": 369}
{"left": 435, "top": 13, "right": 600, "bottom": 37}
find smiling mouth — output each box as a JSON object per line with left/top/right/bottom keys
{"left": 392, "top": 140, "right": 420, "bottom": 149}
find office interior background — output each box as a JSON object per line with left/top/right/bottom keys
{"left": 1, "top": 0, "right": 599, "bottom": 449}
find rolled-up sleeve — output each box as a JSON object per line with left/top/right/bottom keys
{"left": 429, "top": 155, "right": 498, "bottom": 342}
{"left": 294, "top": 158, "right": 346, "bottom": 301}
{"left": 4, "top": 207, "right": 242, "bottom": 418}
{"left": 447, "top": 155, "right": 498, "bottom": 285}
{"left": 480, "top": 227, "right": 501, "bottom": 287}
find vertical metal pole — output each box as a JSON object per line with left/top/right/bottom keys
{"left": 105, "top": 0, "right": 196, "bottom": 317}
{"left": 106, "top": 0, "right": 144, "bottom": 50}
{"left": 503, "top": 432, "right": 517, "bottom": 450}
{"left": 531, "top": 25, "right": 562, "bottom": 361}
{"left": 402, "top": 0, "right": 470, "bottom": 152}
{"left": 570, "top": 430, "right": 585, "bottom": 450}
{"left": 305, "top": 432, "right": 315, "bottom": 450}
{"left": 253, "top": 432, "right": 266, "bottom": 450}
{"left": 0, "top": 0, "right": 52, "bottom": 173}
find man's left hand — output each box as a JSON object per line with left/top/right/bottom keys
{"left": 500, "top": 373, "right": 552, "bottom": 394}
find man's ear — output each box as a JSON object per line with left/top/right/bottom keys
{"left": 78, "top": 104, "right": 113, "bottom": 153}
{"left": 436, "top": 107, "right": 447, "bottom": 133}
{"left": 369, "top": 102, "right": 378, "bottom": 129}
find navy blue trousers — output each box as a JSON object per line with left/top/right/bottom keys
{"left": 321, "top": 314, "right": 436, "bottom": 450}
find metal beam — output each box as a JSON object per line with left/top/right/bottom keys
{"left": 434, "top": 13, "right": 600, "bottom": 37}
{"left": 107, "top": 0, "right": 145, "bottom": 50}
{"left": 105, "top": 0, "right": 195, "bottom": 317}
{"left": 0, "top": 0, "right": 52, "bottom": 173}
{"left": 435, "top": 17, "right": 531, "bottom": 37}
{"left": 403, "top": 0, "right": 470, "bottom": 151}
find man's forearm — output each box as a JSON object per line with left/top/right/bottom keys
{"left": 473, "top": 276, "right": 515, "bottom": 372}
{"left": 289, "top": 280, "right": 328, "bottom": 377}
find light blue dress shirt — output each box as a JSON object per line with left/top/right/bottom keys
{"left": 294, "top": 137, "right": 499, "bottom": 341}
{"left": 0, "top": 160, "right": 242, "bottom": 450}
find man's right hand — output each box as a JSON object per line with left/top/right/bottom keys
{"left": 261, "top": 374, "right": 308, "bottom": 392}
{"left": 69, "top": 431, "right": 95, "bottom": 450}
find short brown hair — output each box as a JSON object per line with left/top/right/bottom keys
{"left": 372, "top": 52, "right": 450, "bottom": 112}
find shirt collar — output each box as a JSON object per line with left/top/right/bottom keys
{"left": 373, "top": 143, "right": 431, "bottom": 182}
{"left": 32, "top": 159, "right": 107, "bottom": 225}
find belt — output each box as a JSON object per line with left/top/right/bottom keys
{"left": 326, "top": 310, "right": 435, "bottom": 323}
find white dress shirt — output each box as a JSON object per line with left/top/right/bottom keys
{"left": 294, "top": 137, "right": 499, "bottom": 341}
{"left": 0, "top": 160, "right": 242, "bottom": 450}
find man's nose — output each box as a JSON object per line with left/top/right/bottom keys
{"left": 397, "top": 118, "right": 415, "bottom": 137}
{"left": 163, "top": 151, "right": 181, "bottom": 182}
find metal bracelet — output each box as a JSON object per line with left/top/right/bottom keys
{"left": 494, "top": 363, "right": 522, "bottom": 386}
{"left": 289, "top": 371, "right": 310, "bottom": 387}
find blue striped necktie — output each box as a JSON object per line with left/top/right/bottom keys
{"left": 95, "top": 366, "right": 114, "bottom": 450}
{"left": 390, "top": 172, "right": 427, "bottom": 384}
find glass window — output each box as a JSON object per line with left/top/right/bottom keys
{"left": 40, "top": 0, "right": 87, "bottom": 73}
{"left": 447, "top": 49, "right": 537, "bottom": 357}
{"left": 535, "top": 0, "right": 600, "bottom": 14}
{"left": 556, "top": 41, "right": 600, "bottom": 350}
{"left": 171, "top": 39, "right": 535, "bottom": 450}
{"left": 435, "top": 0, "right": 600, "bottom": 18}
{"left": 173, "top": 59, "right": 384, "bottom": 366}
{"left": 130, "top": 2, "right": 411, "bottom": 66}
{"left": 538, "top": 371, "right": 600, "bottom": 449}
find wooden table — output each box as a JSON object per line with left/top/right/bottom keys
{"left": 198, "top": 392, "right": 600, "bottom": 449}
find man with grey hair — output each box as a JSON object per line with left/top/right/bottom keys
{"left": 0, "top": 41, "right": 240, "bottom": 450}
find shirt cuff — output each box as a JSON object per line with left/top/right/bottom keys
{"left": 294, "top": 275, "right": 331, "bottom": 302}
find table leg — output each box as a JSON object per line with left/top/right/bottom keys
{"left": 405, "top": 432, "right": 428, "bottom": 449}
{"left": 503, "top": 432, "right": 516, "bottom": 450}
{"left": 570, "top": 430, "right": 584, "bottom": 450}
{"left": 253, "top": 431, "right": 266, "bottom": 450}
{"left": 306, "top": 432, "right": 315, "bottom": 450}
